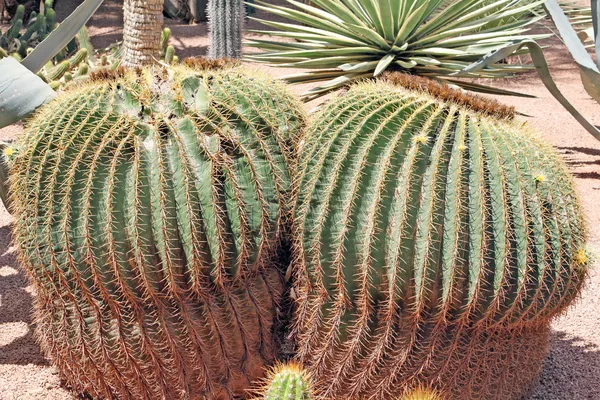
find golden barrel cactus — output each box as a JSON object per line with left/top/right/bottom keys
{"left": 290, "top": 74, "right": 589, "bottom": 399}
{"left": 10, "top": 62, "right": 305, "bottom": 399}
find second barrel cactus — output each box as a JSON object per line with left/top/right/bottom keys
{"left": 290, "top": 73, "right": 588, "bottom": 399}
{"left": 10, "top": 62, "right": 305, "bottom": 399}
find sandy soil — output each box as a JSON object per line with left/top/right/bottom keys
{"left": 1, "top": 1, "right": 599, "bottom": 399}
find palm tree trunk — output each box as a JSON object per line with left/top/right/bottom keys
{"left": 122, "top": 0, "right": 164, "bottom": 67}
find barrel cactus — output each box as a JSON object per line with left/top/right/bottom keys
{"left": 290, "top": 73, "right": 589, "bottom": 399}
{"left": 10, "top": 61, "right": 305, "bottom": 399}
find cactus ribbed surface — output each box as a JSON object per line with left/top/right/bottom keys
{"left": 291, "top": 75, "right": 588, "bottom": 399}
{"left": 122, "top": 0, "right": 164, "bottom": 67}
{"left": 207, "top": 0, "right": 243, "bottom": 59}
{"left": 11, "top": 63, "right": 305, "bottom": 399}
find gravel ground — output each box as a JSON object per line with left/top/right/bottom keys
{"left": 0, "top": 1, "right": 599, "bottom": 399}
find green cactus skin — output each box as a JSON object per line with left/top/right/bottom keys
{"left": 48, "top": 80, "right": 60, "bottom": 90}
{"left": 74, "top": 62, "right": 89, "bottom": 77}
{"left": 290, "top": 76, "right": 588, "bottom": 400}
{"left": 68, "top": 48, "right": 88, "bottom": 68}
{"left": 161, "top": 27, "right": 172, "bottom": 56}
{"left": 45, "top": 60, "right": 70, "bottom": 80}
{"left": 14, "top": 4, "right": 25, "bottom": 21}
{"left": 7, "top": 18, "right": 22, "bottom": 41}
{"left": 165, "top": 45, "right": 175, "bottom": 64}
{"left": 22, "top": 14, "right": 45, "bottom": 42}
{"left": 12, "top": 64, "right": 305, "bottom": 400}
{"left": 46, "top": 8, "right": 57, "bottom": 32}
{"left": 262, "top": 364, "right": 312, "bottom": 400}
{"left": 207, "top": 0, "right": 243, "bottom": 59}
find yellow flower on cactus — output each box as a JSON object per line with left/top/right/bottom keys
{"left": 575, "top": 248, "right": 589, "bottom": 265}
{"left": 534, "top": 174, "right": 546, "bottom": 183}
{"left": 412, "top": 135, "right": 428, "bottom": 145}
{"left": 3, "top": 146, "right": 14, "bottom": 158}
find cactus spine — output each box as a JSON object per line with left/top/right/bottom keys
{"left": 207, "top": 0, "right": 244, "bottom": 58}
{"left": 11, "top": 64, "right": 306, "bottom": 399}
{"left": 290, "top": 74, "right": 588, "bottom": 400}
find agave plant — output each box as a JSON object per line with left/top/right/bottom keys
{"left": 461, "top": 0, "right": 600, "bottom": 141}
{"left": 246, "top": 0, "right": 549, "bottom": 100}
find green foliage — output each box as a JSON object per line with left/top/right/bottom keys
{"left": 208, "top": 0, "right": 244, "bottom": 58}
{"left": 290, "top": 76, "right": 588, "bottom": 399}
{"left": 246, "top": 0, "right": 549, "bottom": 100}
{"left": 462, "top": 0, "right": 600, "bottom": 141}
{"left": 11, "top": 63, "right": 306, "bottom": 399}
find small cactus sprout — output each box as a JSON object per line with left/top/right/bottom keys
{"left": 12, "top": 63, "right": 306, "bottom": 399}
{"left": 400, "top": 387, "right": 444, "bottom": 400}
{"left": 257, "top": 363, "right": 313, "bottom": 400}
{"left": 291, "top": 74, "right": 588, "bottom": 400}
{"left": 165, "top": 45, "right": 175, "bottom": 64}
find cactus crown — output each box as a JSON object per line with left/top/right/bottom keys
{"left": 11, "top": 63, "right": 305, "bottom": 399}
{"left": 381, "top": 72, "right": 516, "bottom": 120}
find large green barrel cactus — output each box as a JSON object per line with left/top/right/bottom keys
{"left": 11, "top": 62, "right": 305, "bottom": 399}
{"left": 291, "top": 74, "right": 589, "bottom": 399}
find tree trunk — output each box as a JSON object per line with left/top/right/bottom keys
{"left": 122, "top": 0, "right": 164, "bottom": 67}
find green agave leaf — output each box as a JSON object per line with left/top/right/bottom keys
{"left": 545, "top": 0, "right": 600, "bottom": 103}
{"left": 246, "top": 0, "right": 544, "bottom": 100}
{"left": 458, "top": 39, "right": 600, "bottom": 141}
{"left": 22, "top": 0, "right": 104, "bottom": 72}
{"left": 592, "top": 0, "right": 600, "bottom": 64}
{"left": 0, "top": 58, "right": 56, "bottom": 129}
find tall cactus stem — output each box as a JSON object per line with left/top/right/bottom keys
{"left": 207, "top": 0, "right": 244, "bottom": 59}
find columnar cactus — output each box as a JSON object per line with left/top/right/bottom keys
{"left": 10, "top": 62, "right": 306, "bottom": 399}
{"left": 290, "top": 74, "right": 589, "bottom": 399}
{"left": 122, "top": 0, "right": 164, "bottom": 67}
{"left": 207, "top": 0, "right": 243, "bottom": 59}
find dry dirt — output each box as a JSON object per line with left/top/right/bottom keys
{"left": 1, "top": 1, "right": 600, "bottom": 399}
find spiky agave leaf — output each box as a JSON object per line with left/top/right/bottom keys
{"left": 11, "top": 63, "right": 306, "bottom": 399}
{"left": 245, "top": 0, "right": 549, "bottom": 100}
{"left": 290, "top": 75, "right": 588, "bottom": 399}
{"left": 459, "top": 0, "right": 600, "bottom": 141}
